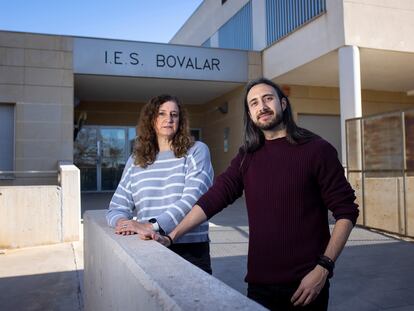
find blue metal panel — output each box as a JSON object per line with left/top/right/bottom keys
{"left": 218, "top": 1, "right": 253, "bottom": 50}
{"left": 266, "top": 0, "right": 326, "bottom": 46}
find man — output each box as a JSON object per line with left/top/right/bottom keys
{"left": 143, "top": 78, "right": 359, "bottom": 310}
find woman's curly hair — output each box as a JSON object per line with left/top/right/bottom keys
{"left": 133, "top": 94, "right": 194, "bottom": 168}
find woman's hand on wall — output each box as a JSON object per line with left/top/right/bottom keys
{"left": 115, "top": 219, "right": 153, "bottom": 236}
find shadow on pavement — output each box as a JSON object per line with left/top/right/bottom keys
{"left": 330, "top": 240, "right": 414, "bottom": 311}
{"left": 0, "top": 271, "right": 83, "bottom": 311}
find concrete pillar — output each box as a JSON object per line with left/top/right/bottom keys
{"left": 59, "top": 163, "right": 81, "bottom": 242}
{"left": 252, "top": 0, "right": 266, "bottom": 51}
{"left": 339, "top": 46, "right": 362, "bottom": 166}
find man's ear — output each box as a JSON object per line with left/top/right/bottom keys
{"left": 281, "top": 98, "right": 287, "bottom": 111}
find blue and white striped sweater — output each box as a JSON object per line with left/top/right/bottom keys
{"left": 106, "top": 141, "right": 214, "bottom": 243}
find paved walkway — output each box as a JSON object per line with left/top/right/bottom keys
{"left": 0, "top": 193, "right": 413, "bottom": 310}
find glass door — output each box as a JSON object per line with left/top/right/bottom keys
{"left": 74, "top": 127, "right": 98, "bottom": 191}
{"left": 100, "top": 128, "right": 126, "bottom": 191}
{"left": 74, "top": 126, "right": 136, "bottom": 191}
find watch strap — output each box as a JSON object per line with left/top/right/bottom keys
{"left": 317, "top": 255, "right": 335, "bottom": 278}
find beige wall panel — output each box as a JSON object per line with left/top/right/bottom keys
{"left": 60, "top": 87, "right": 74, "bottom": 106}
{"left": 288, "top": 85, "right": 414, "bottom": 117}
{"left": 59, "top": 142, "right": 73, "bottom": 161}
{"left": 288, "top": 85, "right": 340, "bottom": 116}
{"left": 16, "top": 103, "right": 61, "bottom": 122}
{"left": 406, "top": 177, "right": 414, "bottom": 237}
{"left": 362, "top": 90, "right": 409, "bottom": 103}
{"left": 364, "top": 178, "right": 399, "bottom": 233}
{"left": 200, "top": 88, "right": 244, "bottom": 175}
{"left": 61, "top": 122, "right": 74, "bottom": 141}
{"left": 248, "top": 51, "right": 262, "bottom": 65}
{"left": 0, "top": 47, "right": 24, "bottom": 66}
{"left": 61, "top": 104, "right": 74, "bottom": 123}
{"left": 18, "top": 140, "right": 62, "bottom": 158}
{"left": 15, "top": 140, "right": 72, "bottom": 166}
{"left": 62, "top": 52, "right": 73, "bottom": 70}
{"left": 17, "top": 121, "right": 62, "bottom": 140}
{"left": 0, "top": 31, "right": 25, "bottom": 48}
{"left": 344, "top": 0, "right": 414, "bottom": 52}
{"left": 24, "top": 68, "right": 73, "bottom": 87}
{"left": 307, "top": 86, "right": 340, "bottom": 99}
{"left": 0, "top": 186, "right": 61, "bottom": 248}
{"left": 0, "top": 66, "right": 24, "bottom": 84}
{"left": 24, "top": 33, "right": 73, "bottom": 51}
{"left": 14, "top": 141, "right": 23, "bottom": 159}
{"left": 248, "top": 64, "right": 262, "bottom": 81}
{"left": 23, "top": 85, "right": 68, "bottom": 103}
{"left": 24, "top": 49, "right": 68, "bottom": 68}
{"left": 0, "top": 84, "right": 24, "bottom": 102}
{"left": 290, "top": 97, "right": 340, "bottom": 115}
{"left": 14, "top": 157, "right": 56, "bottom": 171}
{"left": 363, "top": 102, "right": 414, "bottom": 116}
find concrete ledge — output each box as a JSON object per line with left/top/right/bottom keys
{"left": 84, "top": 210, "right": 265, "bottom": 311}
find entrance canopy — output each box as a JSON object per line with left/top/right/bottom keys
{"left": 74, "top": 75, "right": 243, "bottom": 104}
{"left": 73, "top": 37, "right": 248, "bottom": 104}
{"left": 272, "top": 48, "right": 414, "bottom": 93}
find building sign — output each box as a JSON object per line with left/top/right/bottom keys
{"left": 73, "top": 37, "right": 248, "bottom": 82}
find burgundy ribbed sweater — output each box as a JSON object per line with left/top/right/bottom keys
{"left": 197, "top": 137, "right": 358, "bottom": 285}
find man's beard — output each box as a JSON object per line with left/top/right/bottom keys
{"left": 253, "top": 112, "right": 283, "bottom": 131}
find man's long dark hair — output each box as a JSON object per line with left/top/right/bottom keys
{"left": 243, "top": 78, "right": 317, "bottom": 153}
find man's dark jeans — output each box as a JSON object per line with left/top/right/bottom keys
{"left": 170, "top": 241, "right": 212, "bottom": 275}
{"left": 248, "top": 280, "right": 329, "bottom": 311}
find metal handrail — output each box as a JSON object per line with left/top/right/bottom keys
{"left": 0, "top": 170, "right": 58, "bottom": 174}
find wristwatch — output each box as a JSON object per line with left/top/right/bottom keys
{"left": 148, "top": 218, "right": 165, "bottom": 235}
{"left": 317, "top": 255, "right": 335, "bottom": 278}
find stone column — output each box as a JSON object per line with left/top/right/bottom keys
{"left": 339, "top": 45, "right": 362, "bottom": 166}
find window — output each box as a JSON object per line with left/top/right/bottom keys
{"left": 0, "top": 104, "right": 15, "bottom": 173}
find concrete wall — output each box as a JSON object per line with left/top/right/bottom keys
{"left": 0, "top": 185, "right": 61, "bottom": 248}
{"left": 0, "top": 30, "right": 74, "bottom": 174}
{"left": 0, "top": 164, "right": 80, "bottom": 249}
{"left": 83, "top": 210, "right": 265, "bottom": 311}
{"left": 343, "top": 0, "right": 414, "bottom": 52}
{"left": 263, "top": 0, "right": 345, "bottom": 80}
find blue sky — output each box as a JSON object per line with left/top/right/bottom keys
{"left": 0, "top": 0, "right": 203, "bottom": 43}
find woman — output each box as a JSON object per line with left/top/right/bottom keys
{"left": 106, "top": 94, "right": 214, "bottom": 273}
